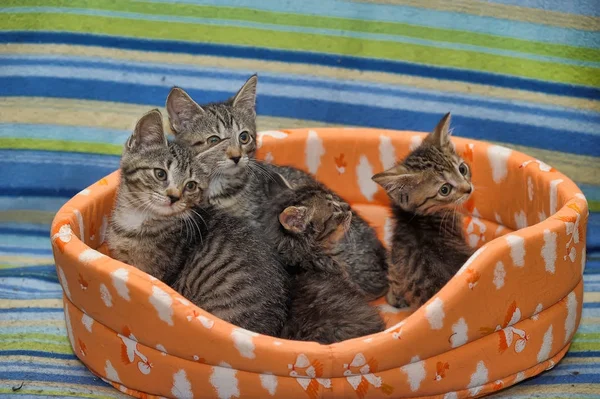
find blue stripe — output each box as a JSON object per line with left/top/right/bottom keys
{"left": 0, "top": 265, "right": 56, "bottom": 274}
{"left": 583, "top": 303, "right": 600, "bottom": 309}
{"left": 0, "top": 307, "right": 62, "bottom": 313}
{"left": 0, "top": 228, "right": 50, "bottom": 237}
{"left": 1, "top": 77, "right": 599, "bottom": 156}
{"left": 0, "top": 371, "right": 104, "bottom": 386}
{"left": 2, "top": 55, "right": 599, "bottom": 124}
{"left": 0, "top": 189, "right": 81, "bottom": 199}
{"left": 0, "top": 350, "right": 75, "bottom": 360}
{"left": 1, "top": 31, "right": 598, "bottom": 100}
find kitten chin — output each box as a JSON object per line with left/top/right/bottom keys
{"left": 373, "top": 113, "right": 474, "bottom": 309}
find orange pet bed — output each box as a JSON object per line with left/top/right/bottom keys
{"left": 51, "top": 128, "right": 588, "bottom": 398}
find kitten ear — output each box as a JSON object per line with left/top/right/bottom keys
{"left": 166, "top": 87, "right": 204, "bottom": 133}
{"left": 372, "top": 166, "right": 423, "bottom": 196}
{"left": 231, "top": 74, "right": 257, "bottom": 112}
{"left": 425, "top": 112, "right": 452, "bottom": 148}
{"left": 127, "top": 109, "right": 167, "bottom": 150}
{"left": 279, "top": 206, "right": 309, "bottom": 234}
{"left": 372, "top": 165, "right": 409, "bottom": 190}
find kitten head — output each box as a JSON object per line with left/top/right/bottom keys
{"left": 279, "top": 190, "right": 353, "bottom": 248}
{"left": 166, "top": 75, "right": 258, "bottom": 176}
{"left": 372, "top": 113, "right": 473, "bottom": 214}
{"left": 119, "top": 109, "right": 226, "bottom": 218}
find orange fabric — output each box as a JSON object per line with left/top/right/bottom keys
{"left": 51, "top": 128, "right": 588, "bottom": 398}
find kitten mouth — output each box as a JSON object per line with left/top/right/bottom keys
{"left": 219, "top": 162, "right": 246, "bottom": 175}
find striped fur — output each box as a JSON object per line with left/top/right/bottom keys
{"left": 262, "top": 183, "right": 385, "bottom": 343}
{"left": 107, "top": 110, "right": 288, "bottom": 336}
{"left": 373, "top": 113, "right": 474, "bottom": 308}
{"left": 167, "top": 81, "right": 389, "bottom": 300}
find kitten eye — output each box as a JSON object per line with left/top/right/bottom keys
{"left": 439, "top": 183, "right": 452, "bottom": 196}
{"left": 185, "top": 181, "right": 198, "bottom": 191}
{"left": 459, "top": 162, "right": 469, "bottom": 176}
{"left": 207, "top": 136, "right": 220, "bottom": 145}
{"left": 239, "top": 131, "right": 250, "bottom": 144}
{"left": 154, "top": 168, "right": 167, "bottom": 181}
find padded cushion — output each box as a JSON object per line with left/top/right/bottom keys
{"left": 51, "top": 128, "right": 588, "bottom": 398}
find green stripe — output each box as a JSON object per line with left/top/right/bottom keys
{"left": 0, "top": 263, "right": 54, "bottom": 269}
{"left": 569, "top": 341, "right": 600, "bottom": 351}
{"left": 1, "top": 13, "right": 598, "bottom": 87}
{"left": 0, "top": 341, "right": 72, "bottom": 354}
{"left": 588, "top": 200, "right": 600, "bottom": 213}
{"left": 4, "top": 0, "right": 599, "bottom": 63}
{"left": 0, "top": 333, "right": 68, "bottom": 342}
{"left": 0, "top": 137, "right": 121, "bottom": 155}
{"left": 574, "top": 332, "right": 600, "bottom": 340}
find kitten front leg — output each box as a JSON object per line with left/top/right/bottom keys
{"left": 386, "top": 253, "right": 411, "bottom": 308}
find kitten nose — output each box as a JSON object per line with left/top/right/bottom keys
{"left": 466, "top": 186, "right": 473, "bottom": 194}
{"left": 230, "top": 156, "right": 241, "bottom": 164}
{"left": 168, "top": 195, "right": 180, "bottom": 204}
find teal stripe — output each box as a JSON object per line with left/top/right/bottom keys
{"left": 137, "top": 0, "right": 600, "bottom": 49}
{"left": 0, "top": 123, "right": 129, "bottom": 145}
{"left": 0, "top": 234, "right": 50, "bottom": 250}
{"left": 487, "top": 0, "right": 600, "bottom": 17}
{"left": 0, "top": 196, "right": 69, "bottom": 212}
{"left": 3, "top": 7, "right": 599, "bottom": 67}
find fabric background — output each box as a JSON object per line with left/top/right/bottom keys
{"left": 0, "top": 0, "right": 598, "bottom": 397}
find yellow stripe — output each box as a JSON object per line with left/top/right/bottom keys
{"left": 560, "top": 356, "right": 600, "bottom": 365}
{"left": 504, "top": 383, "right": 600, "bottom": 395}
{"left": 0, "top": 298, "right": 63, "bottom": 309}
{"left": 0, "top": 97, "right": 333, "bottom": 133}
{"left": 0, "top": 320, "right": 65, "bottom": 328}
{"left": 0, "top": 355, "right": 80, "bottom": 367}
{"left": 0, "top": 256, "right": 55, "bottom": 266}
{"left": 584, "top": 292, "right": 600, "bottom": 302}
{"left": 357, "top": 0, "right": 600, "bottom": 32}
{"left": 1, "top": 43, "right": 598, "bottom": 112}
{"left": 581, "top": 317, "right": 600, "bottom": 325}
{"left": 0, "top": 210, "right": 56, "bottom": 224}
{"left": 0, "top": 381, "right": 126, "bottom": 398}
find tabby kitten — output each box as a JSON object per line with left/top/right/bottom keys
{"left": 372, "top": 113, "right": 474, "bottom": 308}
{"left": 263, "top": 182, "right": 385, "bottom": 344}
{"left": 165, "top": 76, "right": 389, "bottom": 300}
{"left": 107, "top": 109, "right": 288, "bottom": 336}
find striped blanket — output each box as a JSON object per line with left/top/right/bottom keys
{"left": 0, "top": 1, "right": 598, "bottom": 397}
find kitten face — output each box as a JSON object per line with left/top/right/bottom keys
{"left": 279, "top": 192, "right": 353, "bottom": 247}
{"left": 119, "top": 109, "right": 222, "bottom": 218}
{"left": 166, "top": 75, "right": 257, "bottom": 181}
{"left": 373, "top": 113, "right": 473, "bottom": 214}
